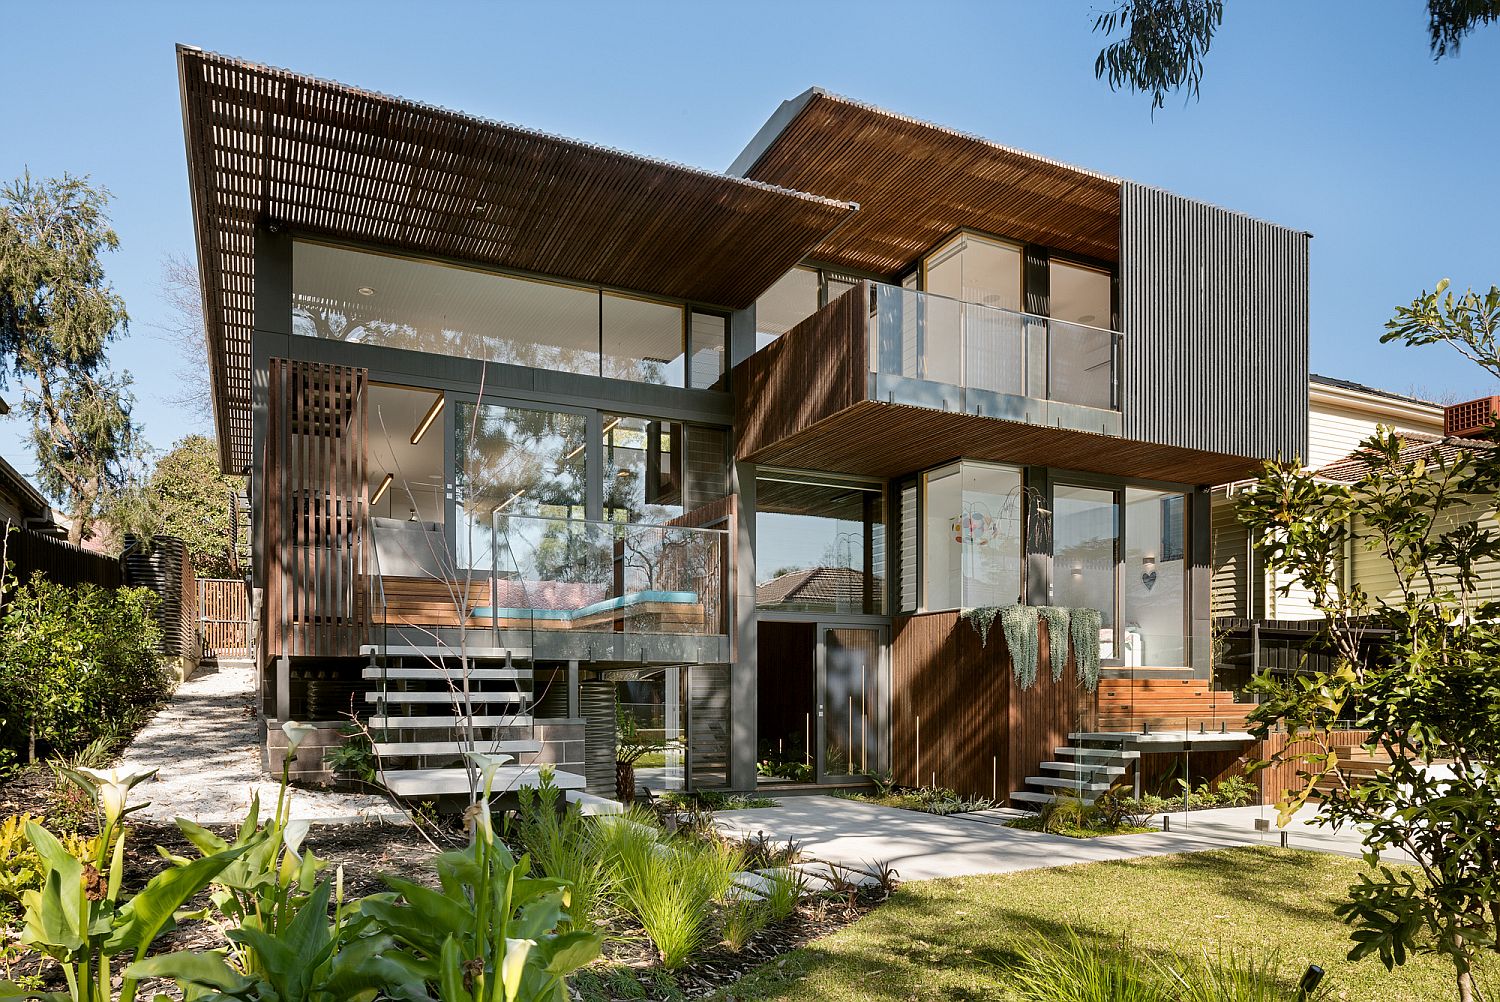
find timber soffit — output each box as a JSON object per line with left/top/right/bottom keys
{"left": 176, "top": 46, "right": 856, "bottom": 471}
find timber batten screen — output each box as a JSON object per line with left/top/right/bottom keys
{"left": 177, "top": 46, "right": 853, "bottom": 471}
{"left": 264, "top": 359, "right": 369, "bottom": 657}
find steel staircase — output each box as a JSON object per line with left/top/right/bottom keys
{"left": 1010, "top": 736, "right": 1139, "bottom": 808}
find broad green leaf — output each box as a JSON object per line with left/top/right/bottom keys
{"left": 105, "top": 842, "right": 250, "bottom": 954}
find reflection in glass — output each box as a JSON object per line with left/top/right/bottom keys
{"left": 754, "top": 267, "right": 820, "bottom": 349}
{"left": 604, "top": 415, "right": 682, "bottom": 525}
{"left": 454, "top": 402, "right": 587, "bottom": 571}
{"left": 921, "top": 462, "right": 1024, "bottom": 611}
{"left": 601, "top": 293, "right": 684, "bottom": 385}
{"left": 755, "top": 477, "right": 885, "bottom": 614}
{"left": 1123, "top": 488, "right": 1187, "bottom": 667}
{"left": 688, "top": 312, "right": 727, "bottom": 389}
{"left": 823, "top": 628, "right": 881, "bottom": 778}
{"left": 1052, "top": 485, "right": 1118, "bottom": 659}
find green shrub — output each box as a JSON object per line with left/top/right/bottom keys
{"left": 0, "top": 574, "right": 168, "bottom": 762}
{"left": 1163, "top": 951, "right": 1329, "bottom": 1001}
{"left": 761, "top": 867, "right": 805, "bottom": 923}
{"left": 0, "top": 813, "right": 42, "bottom": 925}
{"left": 1011, "top": 929, "right": 1165, "bottom": 1001}
{"left": 600, "top": 815, "right": 744, "bottom": 969}
{"left": 512, "top": 779, "right": 613, "bottom": 933}
{"left": 721, "top": 895, "right": 771, "bottom": 952}
{"left": 1213, "top": 774, "right": 1257, "bottom": 807}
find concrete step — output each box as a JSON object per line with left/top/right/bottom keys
{"left": 369, "top": 714, "right": 534, "bottom": 729}
{"left": 362, "top": 666, "right": 532, "bottom": 681}
{"left": 372, "top": 739, "right": 542, "bottom": 758}
{"left": 381, "top": 765, "right": 586, "bottom": 798}
{"left": 1040, "top": 761, "right": 1126, "bottom": 778}
{"left": 364, "top": 690, "right": 527, "bottom": 705}
{"left": 1010, "top": 790, "right": 1098, "bottom": 808}
{"left": 1055, "top": 746, "right": 1140, "bottom": 761}
{"left": 1027, "top": 775, "right": 1113, "bottom": 793}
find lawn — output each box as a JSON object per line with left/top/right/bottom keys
{"left": 715, "top": 847, "right": 1492, "bottom": 1002}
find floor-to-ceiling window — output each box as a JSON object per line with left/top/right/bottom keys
{"left": 755, "top": 475, "right": 886, "bottom": 615}
{"left": 1051, "top": 484, "right": 1119, "bottom": 660}
{"left": 921, "top": 462, "right": 1025, "bottom": 610}
{"left": 1123, "top": 487, "right": 1187, "bottom": 667}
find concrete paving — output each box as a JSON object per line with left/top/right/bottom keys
{"left": 714, "top": 795, "right": 1407, "bottom": 881}
{"left": 121, "top": 661, "right": 406, "bottom": 826}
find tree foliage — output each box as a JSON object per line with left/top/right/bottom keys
{"left": 1236, "top": 286, "right": 1500, "bottom": 1002}
{"left": 0, "top": 172, "right": 142, "bottom": 545}
{"left": 1384, "top": 278, "right": 1500, "bottom": 382}
{"left": 1094, "top": 1, "right": 1500, "bottom": 110}
{"left": 105, "top": 434, "right": 244, "bottom": 578}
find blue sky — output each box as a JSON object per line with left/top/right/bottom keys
{"left": 2, "top": 0, "right": 1498, "bottom": 480}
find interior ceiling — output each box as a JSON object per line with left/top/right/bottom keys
{"left": 368, "top": 383, "right": 445, "bottom": 489}
{"left": 179, "top": 47, "right": 852, "bottom": 471}
{"left": 738, "top": 90, "right": 1123, "bottom": 276}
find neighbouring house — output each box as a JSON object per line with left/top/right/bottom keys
{"left": 178, "top": 48, "right": 1310, "bottom": 807}
{"left": 1210, "top": 377, "right": 1449, "bottom": 686}
{"left": 0, "top": 453, "right": 61, "bottom": 538}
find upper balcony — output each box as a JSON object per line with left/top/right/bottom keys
{"left": 867, "top": 283, "right": 1121, "bottom": 434}
{"left": 735, "top": 282, "right": 1256, "bottom": 484}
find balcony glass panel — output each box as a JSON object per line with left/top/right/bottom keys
{"left": 869, "top": 283, "right": 1119, "bottom": 417}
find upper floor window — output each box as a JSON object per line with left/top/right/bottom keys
{"left": 924, "top": 233, "right": 1023, "bottom": 312}
{"left": 754, "top": 266, "right": 820, "bottom": 350}
{"left": 290, "top": 241, "right": 726, "bottom": 389}
{"left": 1049, "top": 259, "right": 1112, "bottom": 328}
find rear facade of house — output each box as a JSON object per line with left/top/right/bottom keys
{"left": 180, "top": 49, "right": 1309, "bottom": 806}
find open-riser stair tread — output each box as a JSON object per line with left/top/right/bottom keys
{"left": 369, "top": 714, "right": 534, "bottom": 729}
{"left": 362, "top": 666, "right": 532, "bottom": 680}
{"left": 364, "top": 690, "right": 528, "bottom": 705}
{"left": 1027, "top": 775, "right": 1113, "bottom": 792}
{"left": 1040, "top": 761, "right": 1126, "bottom": 777}
{"left": 382, "top": 765, "right": 586, "bottom": 798}
{"left": 372, "top": 739, "right": 544, "bottom": 758}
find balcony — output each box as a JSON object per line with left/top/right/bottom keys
{"left": 369, "top": 513, "right": 730, "bottom": 665}
{"left": 734, "top": 283, "right": 1256, "bottom": 484}
{"left": 868, "top": 283, "right": 1120, "bottom": 433}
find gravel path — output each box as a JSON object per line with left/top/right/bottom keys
{"left": 121, "top": 661, "right": 406, "bottom": 826}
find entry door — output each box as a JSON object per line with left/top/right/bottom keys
{"left": 816, "top": 625, "right": 887, "bottom": 784}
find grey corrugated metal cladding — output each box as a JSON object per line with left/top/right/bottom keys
{"left": 1119, "top": 182, "right": 1310, "bottom": 466}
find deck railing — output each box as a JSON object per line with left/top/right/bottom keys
{"left": 867, "top": 282, "right": 1120, "bottom": 416}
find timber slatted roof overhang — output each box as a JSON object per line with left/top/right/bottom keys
{"left": 730, "top": 89, "right": 1125, "bottom": 273}
{"left": 177, "top": 47, "right": 857, "bottom": 471}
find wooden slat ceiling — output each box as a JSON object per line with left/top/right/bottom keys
{"left": 177, "top": 47, "right": 855, "bottom": 470}
{"left": 741, "top": 401, "right": 1264, "bottom": 487}
{"left": 736, "top": 90, "right": 1123, "bottom": 274}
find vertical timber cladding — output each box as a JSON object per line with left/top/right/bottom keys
{"left": 1119, "top": 182, "right": 1310, "bottom": 463}
{"left": 891, "top": 611, "right": 1082, "bottom": 802}
{"left": 688, "top": 664, "right": 731, "bottom": 789}
{"left": 264, "top": 359, "right": 369, "bottom": 658}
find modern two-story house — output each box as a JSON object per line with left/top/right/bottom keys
{"left": 179, "top": 47, "right": 1309, "bottom": 807}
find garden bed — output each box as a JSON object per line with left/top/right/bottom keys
{"left": 1003, "top": 815, "right": 1156, "bottom": 838}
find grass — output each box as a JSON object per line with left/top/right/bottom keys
{"left": 712, "top": 847, "right": 1494, "bottom": 1002}
{"left": 1004, "top": 815, "right": 1156, "bottom": 839}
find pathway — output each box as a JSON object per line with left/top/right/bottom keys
{"left": 714, "top": 795, "right": 1407, "bottom": 881}
{"left": 121, "top": 661, "right": 406, "bottom": 826}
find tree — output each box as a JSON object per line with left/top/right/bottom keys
{"left": 154, "top": 252, "right": 213, "bottom": 420}
{"left": 0, "top": 172, "right": 142, "bottom": 545}
{"left": 1236, "top": 281, "right": 1500, "bottom": 1002}
{"left": 1094, "top": 1, "right": 1500, "bottom": 110}
{"left": 105, "top": 434, "right": 245, "bottom": 577}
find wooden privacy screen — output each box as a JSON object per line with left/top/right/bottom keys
{"left": 121, "top": 536, "right": 199, "bottom": 664}
{"left": 264, "top": 359, "right": 369, "bottom": 657}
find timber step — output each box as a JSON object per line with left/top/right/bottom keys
{"left": 364, "top": 690, "right": 527, "bottom": 706}
{"left": 381, "top": 765, "right": 586, "bottom": 798}
{"left": 372, "top": 739, "right": 543, "bottom": 758}
{"left": 360, "top": 645, "right": 533, "bottom": 659}
{"left": 368, "top": 714, "right": 534, "bottom": 730}
{"left": 362, "top": 666, "right": 532, "bottom": 681}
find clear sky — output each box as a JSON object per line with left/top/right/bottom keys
{"left": 2, "top": 0, "right": 1498, "bottom": 481}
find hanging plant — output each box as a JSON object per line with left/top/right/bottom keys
{"left": 1071, "top": 607, "right": 1102, "bottom": 691}
{"left": 959, "top": 606, "right": 1002, "bottom": 647}
{"left": 1036, "top": 606, "right": 1071, "bottom": 683}
{"left": 1000, "top": 605, "right": 1040, "bottom": 690}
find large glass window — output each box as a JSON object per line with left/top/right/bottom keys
{"left": 921, "top": 462, "right": 1024, "bottom": 610}
{"left": 292, "top": 241, "right": 727, "bottom": 390}
{"left": 1052, "top": 485, "right": 1119, "bottom": 659}
{"left": 454, "top": 401, "right": 587, "bottom": 569}
{"left": 754, "top": 267, "right": 820, "bottom": 350}
{"left": 1123, "top": 488, "right": 1187, "bottom": 667}
{"left": 756, "top": 476, "right": 885, "bottom": 615}
{"left": 924, "top": 233, "right": 1023, "bottom": 311}
{"left": 603, "top": 415, "right": 682, "bottom": 525}
{"left": 1048, "top": 259, "right": 1112, "bottom": 328}
{"left": 601, "top": 293, "right": 684, "bottom": 385}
